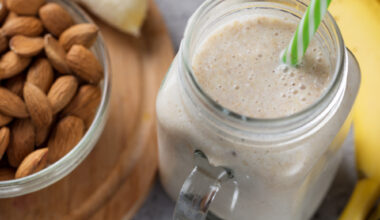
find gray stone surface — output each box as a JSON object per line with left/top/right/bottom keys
{"left": 133, "top": 1, "right": 357, "bottom": 219}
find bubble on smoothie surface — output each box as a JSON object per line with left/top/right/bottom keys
{"left": 192, "top": 16, "right": 331, "bottom": 118}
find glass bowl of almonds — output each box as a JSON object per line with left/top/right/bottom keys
{"left": 0, "top": 0, "right": 111, "bottom": 197}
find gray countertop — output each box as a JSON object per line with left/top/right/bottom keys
{"left": 133, "top": 1, "right": 357, "bottom": 219}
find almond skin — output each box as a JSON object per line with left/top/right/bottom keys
{"left": 4, "top": 74, "right": 24, "bottom": 97}
{"left": 7, "top": 119, "right": 35, "bottom": 167}
{"left": 0, "top": 126, "right": 10, "bottom": 160}
{"left": 59, "top": 23, "right": 98, "bottom": 51}
{"left": 44, "top": 34, "right": 70, "bottom": 74}
{"left": 23, "top": 82, "right": 53, "bottom": 128}
{"left": 3, "top": 11, "right": 17, "bottom": 26}
{"left": 0, "top": 0, "right": 8, "bottom": 24}
{"left": 0, "top": 168, "right": 15, "bottom": 180}
{"left": 10, "top": 35, "right": 44, "bottom": 57}
{"left": 63, "top": 85, "right": 101, "bottom": 128}
{"left": 47, "top": 116, "right": 84, "bottom": 164}
{"left": 15, "top": 148, "right": 48, "bottom": 179}
{"left": 0, "top": 87, "right": 28, "bottom": 118}
{"left": 0, "top": 31, "right": 8, "bottom": 54}
{"left": 0, "top": 113, "right": 12, "bottom": 126}
{"left": 39, "top": 3, "right": 73, "bottom": 37}
{"left": 35, "top": 122, "right": 50, "bottom": 146}
{"left": 47, "top": 75, "right": 78, "bottom": 114}
{"left": 0, "top": 51, "right": 31, "bottom": 80}
{"left": 26, "top": 58, "right": 53, "bottom": 93}
{"left": 6, "top": 0, "right": 45, "bottom": 16}
{"left": 66, "top": 45, "right": 103, "bottom": 84}
{"left": 2, "top": 16, "right": 43, "bottom": 37}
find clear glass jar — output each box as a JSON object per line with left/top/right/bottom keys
{"left": 0, "top": 0, "right": 111, "bottom": 198}
{"left": 156, "top": 0, "right": 360, "bottom": 219}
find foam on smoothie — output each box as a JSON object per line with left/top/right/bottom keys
{"left": 192, "top": 16, "right": 331, "bottom": 118}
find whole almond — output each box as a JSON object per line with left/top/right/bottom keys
{"left": 23, "top": 82, "right": 53, "bottom": 128}
{"left": 0, "top": 168, "right": 14, "bottom": 181}
{"left": 0, "top": 51, "right": 31, "bottom": 80}
{"left": 4, "top": 74, "right": 24, "bottom": 97}
{"left": 6, "top": 0, "right": 45, "bottom": 16}
{"left": 59, "top": 23, "right": 98, "bottom": 51}
{"left": 7, "top": 119, "right": 35, "bottom": 167}
{"left": 44, "top": 34, "right": 70, "bottom": 73}
{"left": 0, "top": 31, "right": 8, "bottom": 54}
{"left": 47, "top": 116, "right": 84, "bottom": 164}
{"left": 0, "top": 0, "right": 8, "bottom": 24}
{"left": 0, "top": 113, "right": 12, "bottom": 126}
{"left": 66, "top": 45, "right": 103, "bottom": 84}
{"left": 26, "top": 58, "right": 53, "bottom": 93}
{"left": 2, "top": 16, "right": 43, "bottom": 37}
{"left": 15, "top": 148, "right": 48, "bottom": 179}
{"left": 3, "top": 11, "right": 17, "bottom": 26}
{"left": 63, "top": 85, "right": 101, "bottom": 128}
{"left": 0, "top": 126, "right": 10, "bottom": 159}
{"left": 39, "top": 3, "right": 73, "bottom": 37}
{"left": 10, "top": 35, "right": 44, "bottom": 57}
{"left": 47, "top": 75, "right": 78, "bottom": 114}
{"left": 35, "top": 122, "right": 50, "bottom": 146}
{"left": 0, "top": 87, "right": 28, "bottom": 117}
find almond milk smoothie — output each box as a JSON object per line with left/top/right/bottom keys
{"left": 156, "top": 1, "right": 360, "bottom": 220}
{"left": 192, "top": 17, "right": 330, "bottom": 118}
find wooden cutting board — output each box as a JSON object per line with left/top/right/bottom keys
{"left": 0, "top": 1, "right": 174, "bottom": 219}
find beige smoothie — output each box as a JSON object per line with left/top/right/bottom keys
{"left": 156, "top": 8, "right": 359, "bottom": 220}
{"left": 193, "top": 16, "right": 330, "bottom": 118}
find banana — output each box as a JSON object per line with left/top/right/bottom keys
{"left": 369, "top": 204, "right": 380, "bottom": 220}
{"left": 74, "top": 0, "right": 148, "bottom": 36}
{"left": 329, "top": 0, "right": 380, "bottom": 219}
{"left": 339, "top": 179, "right": 380, "bottom": 220}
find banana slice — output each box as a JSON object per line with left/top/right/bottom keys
{"left": 75, "top": 0, "right": 148, "bottom": 36}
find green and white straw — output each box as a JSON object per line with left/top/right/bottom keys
{"left": 281, "top": 0, "right": 332, "bottom": 66}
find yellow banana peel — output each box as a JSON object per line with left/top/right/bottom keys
{"left": 330, "top": 0, "right": 380, "bottom": 219}
{"left": 330, "top": 0, "right": 380, "bottom": 180}
{"left": 339, "top": 179, "right": 380, "bottom": 220}
{"left": 369, "top": 204, "right": 380, "bottom": 220}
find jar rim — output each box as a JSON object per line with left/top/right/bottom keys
{"left": 0, "top": 0, "right": 111, "bottom": 197}
{"left": 181, "top": 0, "right": 345, "bottom": 128}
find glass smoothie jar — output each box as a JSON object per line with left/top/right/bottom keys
{"left": 156, "top": 0, "right": 361, "bottom": 219}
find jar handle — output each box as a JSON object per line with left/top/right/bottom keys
{"left": 173, "top": 150, "right": 235, "bottom": 220}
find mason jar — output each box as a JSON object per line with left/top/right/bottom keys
{"left": 156, "top": 0, "right": 361, "bottom": 219}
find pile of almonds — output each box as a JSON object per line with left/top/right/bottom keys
{"left": 0, "top": 0, "right": 104, "bottom": 181}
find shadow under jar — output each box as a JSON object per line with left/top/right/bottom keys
{"left": 156, "top": 0, "right": 360, "bottom": 219}
{"left": 0, "top": 0, "right": 111, "bottom": 198}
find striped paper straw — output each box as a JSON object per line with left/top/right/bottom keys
{"left": 281, "top": 0, "right": 332, "bottom": 66}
